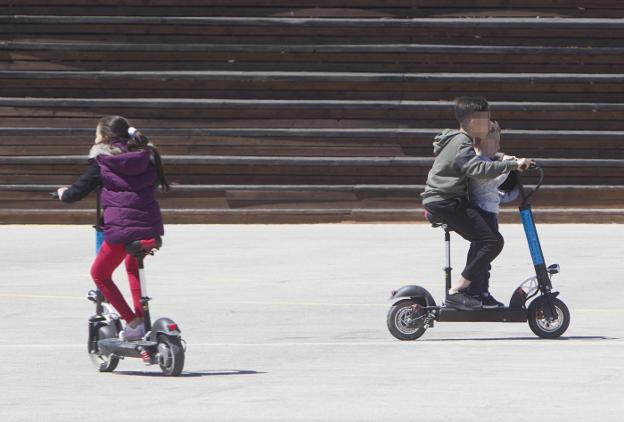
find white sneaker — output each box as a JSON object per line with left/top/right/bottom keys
{"left": 120, "top": 323, "right": 145, "bottom": 341}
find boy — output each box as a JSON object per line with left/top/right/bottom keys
{"left": 421, "top": 97, "right": 531, "bottom": 310}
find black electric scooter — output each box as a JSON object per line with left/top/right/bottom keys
{"left": 52, "top": 189, "right": 186, "bottom": 375}
{"left": 387, "top": 164, "right": 570, "bottom": 340}
{"left": 87, "top": 236, "right": 186, "bottom": 376}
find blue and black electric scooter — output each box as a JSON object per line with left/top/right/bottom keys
{"left": 387, "top": 164, "right": 570, "bottom": 340}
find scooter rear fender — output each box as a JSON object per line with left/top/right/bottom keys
{"left": 389, "top": 285, "right": 437, "bottom": 307}
{"left": 149, "top": 317, "right": 182, "bottom": 341}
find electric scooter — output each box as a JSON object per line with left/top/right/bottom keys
{"left": 387, "top": 164, "right": 571, "bottom": 340}
{"left": 52, "top": 189, "right": 186, "bottom": 375}
{"left": 87, "top": 236, "right": 186, "bottom": 376}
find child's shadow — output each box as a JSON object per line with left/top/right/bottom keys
{"left": 114, "top": 369, "right": 266, "bottom": 377}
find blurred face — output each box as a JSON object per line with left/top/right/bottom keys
{"left": 465, "top": 111, "right": 490, "bottom": 140}
{"left": 479, "top": 120, "right": 501, "bottom": 157}
{"left": 94, "top": 124, "right": 106, "bottom": 144}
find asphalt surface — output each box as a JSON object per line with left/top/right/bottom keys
{"left": 1, "top": 224, "right": 622, "bottom": 421}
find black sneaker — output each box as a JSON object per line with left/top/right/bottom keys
{"left": 445, "top": 291, "right": 482, "bottom": 311}
{"left": 481, "top": 293, "right": 505, "bottom": 309}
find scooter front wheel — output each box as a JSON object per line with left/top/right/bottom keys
{"left": 387, "top": 299, "right": 428, "bottom": 341}
{"left": 528, "top": 296, "right": 570, "bottom": 339}
{"left": 88, "top": 323, "right": 120, "bottom": 372}
{"left": 157, "top": 335, "right": 185, "bottom": 376}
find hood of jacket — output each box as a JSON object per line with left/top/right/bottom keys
{"left": 97, "top": 150, "right": 152, "bottom": 177}
{"left": 90, "top": 140, "right": 152, "bottom": 177}
{"left": 433, "top": 129, "right": 468, "bottom": 156}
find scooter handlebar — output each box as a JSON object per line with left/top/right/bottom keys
{"left": 518, "top": 160, "right": 539, "bottom": 171}
{"left": 518, "top": 161, "right": 544, "bottom": 206}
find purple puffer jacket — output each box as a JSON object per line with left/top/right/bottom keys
{"left": 94, "top": 141, "right": 164, "bottom": 245}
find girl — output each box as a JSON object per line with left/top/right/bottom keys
{"left": 57, "top": 116, "right": 169, "bottom": 340}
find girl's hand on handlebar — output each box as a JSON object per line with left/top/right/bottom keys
{"left": 56, "top": 187, "right": 68, "bottom": 201}
{"left": 516, "top": 158, "right": 534, "bottom": 172}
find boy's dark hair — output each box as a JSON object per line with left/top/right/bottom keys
{"left": 98, "top": 115, "right": 170, "bottom": 191}
{"left": 454, "top": 96, "right": 489, "bottom": 125}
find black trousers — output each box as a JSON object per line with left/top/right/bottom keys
{"left": 424, "top": 196, "right": 504, "bottom": 284}
{"left": 465, "top": 207, "right": 501, "bottom": 296}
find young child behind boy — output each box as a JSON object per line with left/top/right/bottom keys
{"left": 466, "top": 121, "right": 518, "bottom": 308}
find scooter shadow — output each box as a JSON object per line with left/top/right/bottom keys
{"left": 421, "top": 335, "right": 616, "bottom": 342}
{"left": 113, "top": 369, "right": 266, "bottom": 377}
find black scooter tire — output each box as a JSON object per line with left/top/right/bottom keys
{"left": 96, "top": 353, "right": 119, "bottom": 373}
{"left": 528, "top": 296, "right": 570, "bottom": 339}
{"left": 89, "top": 323, "right": 120, "bottom": 372}
{"left": 157, "top": 335, "right": 185, "bottom": 376}
{"left": 387, "top": 299, "right": 428, "bottom": 341}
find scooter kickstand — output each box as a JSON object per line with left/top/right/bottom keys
{"left": 423, "top": 311, "right": 436, "bottom": 329}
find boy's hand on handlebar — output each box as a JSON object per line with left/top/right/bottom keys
{"left": 516, "top": 158, "right": 534, "bottom": 172}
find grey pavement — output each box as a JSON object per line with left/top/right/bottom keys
{"left": 0, "top": 224, "right": 622, "bottom": 421}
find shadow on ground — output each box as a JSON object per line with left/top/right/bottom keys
{"left": 113, "top": 369, "right": 266, "bottom": 377}
{"left": 421, "top": 335, "right": 616, "bottom": 342}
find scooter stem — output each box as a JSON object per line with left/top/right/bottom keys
{"left": 444, "top": 228, "right": 452, "bottom": 298}
{"left": 137, "top": 256, "right": 152, "bottom": 331}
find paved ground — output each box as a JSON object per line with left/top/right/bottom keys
{"left": 0, "top": 224, "right": 622, "bottom": 421}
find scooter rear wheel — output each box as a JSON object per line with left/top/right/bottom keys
{"left": 387, "top": 299, "right": 428, "bottom": 341}
{"left": 528, "top": 296, "right": 570, "bottom": 339}
{"left": 157, "top": 335, "right": 185, "bottom": 376}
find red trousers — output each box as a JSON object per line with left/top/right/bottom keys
{"left": 90, "top": 240, "right": 143, "bottom": 323}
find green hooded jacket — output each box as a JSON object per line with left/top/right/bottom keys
{"left": 421, "top": 129, "right": 518, "bottom": 205}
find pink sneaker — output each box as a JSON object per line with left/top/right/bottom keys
{"left": 119, "top": 323, "right": 145, "bottom": 341}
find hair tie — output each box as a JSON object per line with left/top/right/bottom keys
{"left": 128, "top": 127, "right": 137, "bottom": 136}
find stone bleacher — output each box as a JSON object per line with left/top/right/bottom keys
{"left": 1, "top": 1, "right": 623, "bottom": 224}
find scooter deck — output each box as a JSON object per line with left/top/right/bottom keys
{"left": 97, "top": 338, "right": 158, "bottom": 358}
{"left": 437, "top": 306, "right": 527, "bottom": 323}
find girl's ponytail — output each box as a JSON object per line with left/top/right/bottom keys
{"left": 127, "top": 126, "right": 149, "bottom": 150}
{"left": 127, "top": 128, "right": 170, "bottom": 192}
